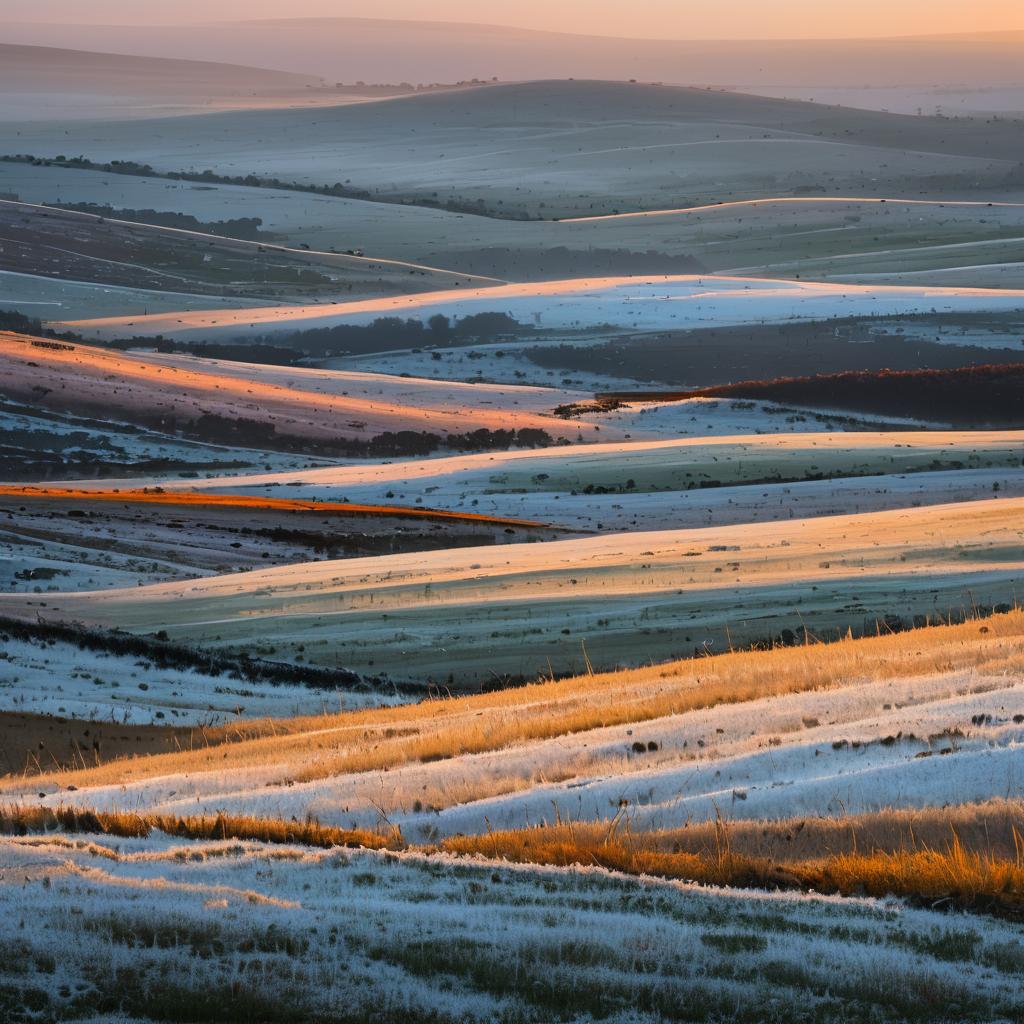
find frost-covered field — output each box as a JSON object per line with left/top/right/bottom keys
{"left": 11, "top": 497, "right": 1022, "bottom": 684}
{"left": 0, "top": 332, "right": 600, "bottom": 443}
{"left": 1, "top": 502, "right": 301, "bottom": 594}
{"left": 0, "top": 399, "right": 316, "bottom": 475}
{"left": 6, "top": 68, "right": 1024, "bottom": 1024}
{"left": 164, "top": 430, "right": 1024, "bottom": 532}
{"left": 0, "top": 268, "right": 278, "bottom": 320}
{"left": 7, "top": 80, "right": 1020, "bottom": 221}
{"left": 61, "top": 274, "right": 1024, "bottom": 342}
{"left": 16, "top": 610, "right": 1022, "bottom": 836}
{"left": 0, "top": 634, "right": 369, "bottom": 726}
{"left": 2, "top": 614, "right": 1023, "bottom": 1023}
{"left": 329, "top": 322, "right": 1024, "bottom": 391}
{"left": 189, "top": 464, "right": 1024, "bottom": 535}
{"left": 7, "top": 161, "right": 1024, "bottom": 289}
{"left": 5, "top": 833, "right": 1023, "bottom": 1024}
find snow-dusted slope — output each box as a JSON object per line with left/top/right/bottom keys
{"left": 10, "top": 611, "right": 1023, "bottom": 845}
{"left": 144, "top": 429, "right": 1024, "bottom": 532}
{"left": 0, "top": 331, "right": 601, "bottom": 442}
{"left": 61, "top": 275, "right": 1024, "bottom": 341}
{"left": 6, "top": 497, "right": 1023, "bottom": 684}
{"left": 5, "top": 832, "right": 1021, "bottom": 1023}
{"left": 0, "top": 633, "right": 384, "bottom": 727}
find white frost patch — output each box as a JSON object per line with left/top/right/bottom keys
{"left": 62, "top": 274, "right": 1024, "bottom": 342}
{"left": 0, "top": 634, "right": 388, "bottom": 726}
{"left": 1, "top": 834, "right": 1022, "bottom": 1022}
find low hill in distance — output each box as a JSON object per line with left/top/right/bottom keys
{"left": 0, "top": 43, "right": 344, "bottom": 121}
{"left": 7, "top": 80, "right": 1024, "bottom": 218}
{"left": 6, "top": 19, "right": 1024, "bottom": 113}
{"left": 0, "top": 200, "right": 491, "bottom": 314}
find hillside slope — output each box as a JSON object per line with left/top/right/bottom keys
{"left": 62, "top": 275, "right": 1024, "bottom": 343}
{"left": 5, "top": 19, "right": 1024, "bottom": 99}
{"left": 0, "top": 332, "right": 601, "bottom": 446}
{"left": 8, "top": 80, "right": 1023, "bottom": 217}
{"left": 0, "top": 42, "right": 327, "bottom": 120}
{"left": 6, "top": 497, "right": 1022, "bottom": 684}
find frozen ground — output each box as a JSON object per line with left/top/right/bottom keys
{"left": 9, "top": 431, "right": 1018, "bottom": 597}
{"left": 0, "top": 199, "right": 496, "bottom": 323}
{"left": 4, "top": 833, "right": 1022, "bottom": 1023}
{"left": 0, "top": 488, "right": 558, "bottom": 597}
{"left": 0, "top": 268, "right": 278, "bottom": 320}
{"left": 139, "top": 349, "right": 590, "bottom": 426}
{"left": 327, "top": 326, "right": 1024, "bottom": 392}
{"left": 28, "top": 620, "right": 1024, "bottom": 836}
{"left": 0, "top": 398, "right": 327, "bottom": 488}
{"left": 0, "top": 332, "right": 602, "bottom": 443}
{"left": 5, "top": 66, "right": 1024, "bottom": 1024}
{"left": 0, "top": 634, "right": 373, "bottom": 728}
{"left": 0, "top": 540, "right": 179, "bottom": 593}
{"left": 6, "top": 81, "right": 1021, "bottom": 221}
{"left": 5, "top": 610, "right": 1022, "bottom": 867}
{"left": 62, "top": 275, "right": 1024, "bottom": 343}
{"left": 6, "top": 497, "right": 1022, "bottom": 685}
{"left": 5, "top": 162, "right": 1024, "bottom": 283}
{"left": 152, "top": 430, "right": 1024, "bottom": 532}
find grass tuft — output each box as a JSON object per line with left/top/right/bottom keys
{"left": 436, "top": 815, "right": 1024, "bottom": 920}
{"left": 0, "top": 803, "right": 400, "bottom": 850}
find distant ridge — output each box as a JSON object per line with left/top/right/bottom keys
{"left": 9, "top": 15, "right": 1024, "bottom": 45}
{"left": 3, "top": 18, "right": 1023, "bottom": 96}
{"left": 0, "top": 42, "right": 323, "bottom": 120}
{"left": 0, "top": 41, "right": 313, "bottom": 78}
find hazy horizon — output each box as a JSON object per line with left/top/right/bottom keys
{"left": 5, "top": 0, "right": 1024, "bottom": 40}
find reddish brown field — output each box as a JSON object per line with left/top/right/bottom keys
{"left": 0, "top": 485, "right": 550, "bottom": 529}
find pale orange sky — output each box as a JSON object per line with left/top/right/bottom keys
{"left": 9, "top": 0, "right": 1024, "bottom": 39}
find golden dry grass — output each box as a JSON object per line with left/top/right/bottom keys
{"left": 4, "top": 609, "right": 1022, "bottom": 794}
{"left": 437, "top": 800, "right": 1024, "bottom": 865}
{"left": 0, "top": 804, "right": 400, "bottom": 850}
{"left": 643, "top": 800, "right": 1024, "bottom": 862}
{"left": 438, "top": 803, "right": 1024, "bottom": 918}
{"left": 5, "top": 799, "right": 1022, "bottom": 918}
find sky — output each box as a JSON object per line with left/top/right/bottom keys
{"left": 6, "top": 0, "right": 1024, "bottom": 39}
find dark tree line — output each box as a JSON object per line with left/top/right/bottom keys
{"left": 1, "top": 309, "right": 527, "bottom": 364}
{"left": 688, "top": 363, "right": 1024, "bottom": 427}
{"left": 180, "top": 413, "right": 553, "bottom": 457}
{"left": 263, "top": 311, "right": 523, "bottom": 357}
{"left": 51, "top": 202, "right": 267, "bottom": 240}
{"left": 0, "top": 309, "right": 43, "bottom": 334}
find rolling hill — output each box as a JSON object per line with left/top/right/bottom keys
{"left": 61, "top": 275, "right": 1024, "bottom": 343}
{"left": 0, "top": 332, "right": 604, "bottom": 447}
{"left": 5, "top": 19, "right": 1024, "bottom": 111}
{"left": 156, "top": 430, "right": 1024, "bottom": 532}
{"left": 0, "top": 199, "right": 494, "bottom": 317}
{"left": 6, "top": 162, "right": 1024, "bottom": 292}
{"left": 6, "top": 80, "right": 1023, "bottom": 219}
{"left": 7, "top": 497, "right": 1022, "bottom": 686}
{"left": 0, "top": 42, "right": 330, "bottom": 121}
